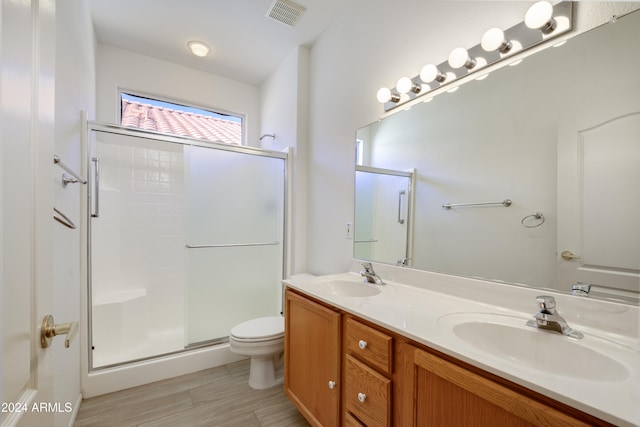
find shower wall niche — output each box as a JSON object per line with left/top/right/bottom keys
{"left": 88, "top": 125, "right": 286, "bottom": 369}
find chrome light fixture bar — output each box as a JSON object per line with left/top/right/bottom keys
{"left": 377, "top": 1, "right": 572, "bottom": 112}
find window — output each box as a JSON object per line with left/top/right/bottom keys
{"left": 120, "top": 92, "right": 244, "bottom": 145}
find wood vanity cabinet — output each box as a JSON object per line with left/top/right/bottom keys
{"left": 285, "top": 288, "right": 613, "bottom": 427}
{"left": 284, "top": 289, "right": 341, "bottom": 426}
{"left": 343, "top": 317, "right": 393, "bottom": 427}
{"left": 404, "top": 344, "right": 611, "bottom": 427}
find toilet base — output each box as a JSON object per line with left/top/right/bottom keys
{"left": 248, "top": 354, "right": 283, "bottom": 390}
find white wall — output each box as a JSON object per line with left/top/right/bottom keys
{"left": 304, "top": 1, "right": 640, "bottom": 275}
{"left": 95, "top": 44, "right": 260, "bottom": 147}
{"left": 54, "top": 0, "right": 96, "bottom": 424}
{"left": 260, "top": 46, "right": 310, "bottom": 275}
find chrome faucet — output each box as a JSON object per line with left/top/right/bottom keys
{"left": 360, "top": 262, "right": 385, "bottom": 285}
{"left": 526, "top": 295, "right": 583, "bottom": 339}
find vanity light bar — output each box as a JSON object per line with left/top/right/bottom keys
{"left": 378, "top": 1, "right": 572, "bottom": 112}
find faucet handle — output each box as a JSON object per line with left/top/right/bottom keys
{"left": 361, "top": 262, "right": 374, "bottom": 273}
{"left": 396, "top": 258, "right": 410, "bottom": 266}
{"left": 536, "top": 295, "right": 556, "bottom": 313}
{"left": 571, "top": 283, "right": 591, "bottom": 296}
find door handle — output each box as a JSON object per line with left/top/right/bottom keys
{"left": 91, "top": 157, "right": 100, "bottom": 218}
{"left": 398, "top": 190, "right": 406, "bottom": 224}
{"left": 40, "top": 315, "right": 78, "bottom": 349}
{"left": 561, "top": 250, "right": 580, "bottom": 261}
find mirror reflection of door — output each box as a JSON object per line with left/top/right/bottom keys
{"left": 557, "top": 112, "right": 640, "bottom": 303}
{"left": 354, "top": 166, "right": 413, "bottom": 266}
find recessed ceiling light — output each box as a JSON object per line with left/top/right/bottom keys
{"left": 187, "top": 41, "right": 211, "bottom": 57}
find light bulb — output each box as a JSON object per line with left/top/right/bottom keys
{"left": 448, "top": 47, "right": 476, "bottom": 70}
{"left": 396, "top": 77, "right": 413, "bottom": 94}
{"left": 376, "top": 87, "right": 400, "bottom": 104}
{"left": 187, "top": 41, "right": 211, "bottom": 57}
{"left": 525, "top": 1, "right": 556, "bottom": 34}
{"left": 376, "top": 87, "right": 391, "bottom": 103}
{"left": 420, "top": 64, "right": 446, "bottom": 83}
{"left": 481, "top": 28, "right": 512, "bottom": 53}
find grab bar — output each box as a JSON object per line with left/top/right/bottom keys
{"left": 53, "top": 207, "right": 77, "bottom": 229}
{"left": 185, "top": 241, "right": 279, "bottom": 249}
{"left": 354, "top": 239, "right": 378, "bottom": 243}
{"left": 91, "top": 157, "right": 99, "bottom": 218}
{"left": 54, "top": 155, "right": 87, "bottom": 184}
{"left": 442, "top": 199, "right": 512, "bottom": 210}
{"left": 398, "top": 190, "right": 406, "bottom": 224}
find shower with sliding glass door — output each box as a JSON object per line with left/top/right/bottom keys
{"left": 87, "top": 123, "right": 287, "bottom": 369}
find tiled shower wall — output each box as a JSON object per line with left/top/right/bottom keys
{"left": 92, "top": 137, "right": 185, "bottom": 340}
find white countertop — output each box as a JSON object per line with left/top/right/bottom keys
{"left": 283, "top": 262, "right": 640, "bottom": 427}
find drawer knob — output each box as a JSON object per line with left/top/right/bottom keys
{"left": 358, "top": 392, "right": 367, "bottom": 403}
{"left": 358, "top": 339, "right": 367, "bottom": 350}
{"left": 328, "top": 381, "right": 336, "bottom": 390}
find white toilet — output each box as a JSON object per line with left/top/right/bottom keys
{"left": 229, "top": 315, "right": 285, "bottom": 390}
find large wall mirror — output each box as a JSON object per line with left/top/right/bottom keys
{"left": 355, "top": 10, "right": 640, "bottom": 304}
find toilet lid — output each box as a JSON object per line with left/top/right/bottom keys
{"left": 230, "top": 316, "right": 284, "bottom": 340}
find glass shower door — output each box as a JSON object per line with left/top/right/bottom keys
{"left": 184, "top": 145, "right": 285, "bottom": 346}
{"left": 88, "top": 124, "right": 287, "bottom": 369}
{"left": 90, "top": 132, "right": 187, "bottom": 368}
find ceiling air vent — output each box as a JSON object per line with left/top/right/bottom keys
{"left": 266, "top": 0, "right": 306, "bottom": 27}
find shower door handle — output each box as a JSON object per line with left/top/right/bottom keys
{"left": 91, "top": 157, "right": 100, "bottom": 218}
{"left": 398, "top": 190, "right": 406, "bottom": 224}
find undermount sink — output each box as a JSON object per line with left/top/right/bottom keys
{"left": 315, "top": 279, "right": 381, "bottom": 297}
{"left": 439, "top": 313, "right": 629, "bottom": 382}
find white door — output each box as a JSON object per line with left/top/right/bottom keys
{"left": 1, "top": 1, "right": 58, "bottom": 426}
{"left": 557, "top": 112, "right": 640, "bottom": 302}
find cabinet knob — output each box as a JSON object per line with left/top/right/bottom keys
{"left": 358, "top": 339, "right": 367, "bottom": 350}
{"left": 328, "top": 381, "right": 336, "bottom": 390}
{"left": 357, "top": 392, "right": 367, "bottom": 403}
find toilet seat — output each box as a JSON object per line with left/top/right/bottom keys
{"left": 230, "top": 316, "right": 284, "bottom": 343}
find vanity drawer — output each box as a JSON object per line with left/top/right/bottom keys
{"left": 345, "top": 317, "right": 393, "bottom": 374}
{"left": 345, "top": 354, "right": 391, "bottom": 427}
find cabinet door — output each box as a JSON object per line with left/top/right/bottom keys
{"left": 285, "top": 290, "right": 341, "bottom": 426}
{"left": 411, "top": 347, "right": 593, "bottom": 427}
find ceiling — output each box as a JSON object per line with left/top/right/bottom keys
{"left": 88, "top": 0, "right": 354, "bottom": 86}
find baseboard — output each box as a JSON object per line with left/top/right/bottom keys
{"left": 68, "top": 393, "right": 83, "bottom": 427}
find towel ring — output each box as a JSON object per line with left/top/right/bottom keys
{"left": 521, "top": 212, "right": 544, "bottom": 228}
